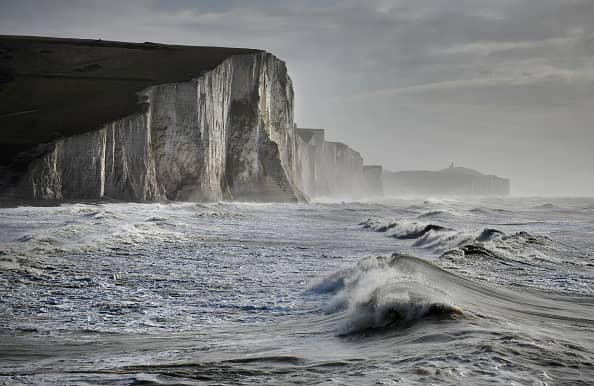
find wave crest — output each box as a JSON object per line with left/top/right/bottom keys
{"left": 360, "top": 219, "right": 450, "bottom": 240}
{"left": 339, "top": 281, "right": 463, "bottom": 335}
{"left": 312, "top": 255, "right": 463, "bottom": 335}
{"left": 360, "top": 218, "right": 566, "bottom": 264}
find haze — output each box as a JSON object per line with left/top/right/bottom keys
{"left": 1, "top": 0, "right": 593, "bottom": 196}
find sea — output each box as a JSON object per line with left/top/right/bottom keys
{"left": 0, "top": 197, "right": 593, "bottom": 385}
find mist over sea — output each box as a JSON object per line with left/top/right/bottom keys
{"left": 1, "top": 197, "right": 593, "bottom": 385}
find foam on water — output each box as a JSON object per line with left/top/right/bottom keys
{"left": 1, "top": 197, "right": 594, "bottom": 384}
{"left": 312, "top": 255, "right": 463, "bottom": 334}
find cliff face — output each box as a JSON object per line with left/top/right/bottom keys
{"left": 6, "top": 51, "right": 303, "bottom": 202}
{"left": 327, "top": 141, "right": 365, "bottom": 198}
{"left": 295, "top": 128, "right": 382, "bottom": 200}
{"left": 224, "top": 54, "right": 301, "bottom": 201}
{"left": 295, "top": 129, "right": 326, "bottom": 197}
{"left": 14, "top": 113, "right": 163, "bottom": 201}
{"left": 363, "top": 165, "right": 384, "bottom": 197}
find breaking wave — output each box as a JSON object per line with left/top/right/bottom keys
{"left": 416, "top": 208, "right": 460, "bottom": 221}
{"left": 360, "top": 218, "right": 468, "bottom": 253}
{"left": 444, "top": 230, "right": 564, "bottom": 263}
{"left": 360, "top": 218, "right": 451, "bottom": 240}
{"left": 311, "top": 250, "right": 594, "bottom": 338}
{"left": 359, "top": 215, "right": 592, "bottom": 294}
{"left": 361, "top": 218, "right": 567, "bottom": 262}
{"left": 311, "top": 255, "right": 463, "bottom": 335}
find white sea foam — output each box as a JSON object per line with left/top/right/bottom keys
{"left": 313, "top": 256, "right": 462, "bottom": 334}
{"left": 1, "top": 198, "right": 594, "bottom": 385}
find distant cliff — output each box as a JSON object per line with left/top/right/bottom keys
{"left": 383, "top": 165, "right": 510, "bottom": 196}
{"left": 295, "top": 128, "right": 383, "bottom": 200}
{"left": 0, "top": 35, "right": 303, "bottom": 202}
{"left": 363, "top": 165, "right": 384, "bottom": 197}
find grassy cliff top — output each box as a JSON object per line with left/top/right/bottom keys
{"left": 0, "top": 35, "right": 262, "bottom": 166}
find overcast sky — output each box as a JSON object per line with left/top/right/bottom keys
{"left": 1, "top": 0, "right": 593, "bottom": 195}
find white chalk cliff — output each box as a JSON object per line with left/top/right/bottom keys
{"left": 12, "top": 53, "right": 305, "bottom": 202}
{"left": 295, "top": 128, "right": 383, "bottom": 200}
{"left": 2, "top": 35, "right": 385, "bottom": 203}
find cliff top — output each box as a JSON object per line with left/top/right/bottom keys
{"left": 0, "top": 35, "right": 263, "bottom": 166}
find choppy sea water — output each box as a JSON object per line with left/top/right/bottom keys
{"left": 1, "top": 197, "right": 593, "bottom": 385}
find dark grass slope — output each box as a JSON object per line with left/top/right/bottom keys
{"left": 0, "top": 35, "right": 261, "bottom": 169}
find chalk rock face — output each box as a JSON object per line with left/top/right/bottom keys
{"left": 225, "top": 54, "right": 302, "bottom": 201}
{"left": 332, "top": 142, "right": 365, "bottom": 197}
{"left": 296, "top": 128, "right": 381, "bottom": 200}
{"left": 18, "top": 142, "right": 64, "bottom": 201}
{"left": 363, "top": 165, "right": 384, "bottom": 197}
{"left": 8, "top": 52, "right": 303, "bottom": 202}
{"left": 148, "top": 69, "right": 230, "bottom": 202}
{"left": 16, "top": 114, "right": 164, "bottom": 201}
{"left": 295, "top": 129, "right": 326, "bottom": 198}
